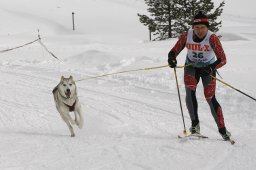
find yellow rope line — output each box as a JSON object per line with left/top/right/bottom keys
{"left": 76, "top": 68, "right": 144, "bottom": 82}
{"left": 143, "top": 64, "right": 190, "bottom": 70}
{"left": 210, "top": 75, "right": 234, "bottom": 89}
{"left": 76, "top": 64, "right": 192, "bottom": 82}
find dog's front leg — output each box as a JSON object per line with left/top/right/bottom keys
{"left": 74, "top": 111, "right": 83, "bottom": 129}
{"left": 66, "top": 113, "right": 76, "bottom": 125}
{"left": 65, "top": 120, "right": 75, "bottom": 137}
{"left": 75, "top": 106, "right": 83, "bottom": 129}
{"left": 60, "top": 113, "right": 75, "bottom": 137}
{"left": 68, "top": 125, "right": 75, "bottom": 137}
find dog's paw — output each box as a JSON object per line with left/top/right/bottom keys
{"left": 71, "top": 133, "right": 75, "bottom": 137}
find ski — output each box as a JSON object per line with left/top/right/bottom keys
{"left": 178, "top": 133, "right": 208, "bottom": 139}
{"left": 178, "top": 133, "right": 235, "bottom": 145}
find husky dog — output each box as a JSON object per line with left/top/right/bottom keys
{"left": 52, "top": 76, "right": 83, "bottom": 137}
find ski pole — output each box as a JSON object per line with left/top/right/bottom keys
{"left": 211, "top": 75, "right": 256, "bottom": 102}
{"left": 173, "top": 67, "right": 187, "bottom": 135}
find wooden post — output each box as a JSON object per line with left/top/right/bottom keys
{"left": 149, "top": 29, "right": 151, "bottom": 41}
{"left": 72, "top": 12, "right": 75, "bottom": 31}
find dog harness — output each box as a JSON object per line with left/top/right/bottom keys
{"left": 64, "top": 100, "right": 77, "bottom": 112}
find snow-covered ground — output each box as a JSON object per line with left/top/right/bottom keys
{"left": 0, "top": 0, "right": 256, "bottom": 169}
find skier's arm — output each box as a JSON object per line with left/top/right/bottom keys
{"left": 168, "top": 32, "right": 188, "bottom": 58}
{"left": 209, "top": 34, "right": 227, "bottom": 70}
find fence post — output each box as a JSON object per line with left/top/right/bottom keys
{"left": 72, "top": 12, "right": 75, "bottom": 31}
{"left": 149, "top": 29, "right": 151, "bottom": 41}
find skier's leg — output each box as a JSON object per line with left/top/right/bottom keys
{"left": 184, "top": 66, "right": 200, "bottom": 132}
{"left": 202, "top": 71, "right": 225, "bottom": 128}
{"left": 202, "top": 71, "right": 231, "bottom": 140}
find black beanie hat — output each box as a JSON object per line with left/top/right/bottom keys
{"left": 193, "top": 11, "right": 209, "bottom": 27}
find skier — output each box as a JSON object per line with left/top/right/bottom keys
{"left": 168, "top": 11, "right": 231, "bottom": 140}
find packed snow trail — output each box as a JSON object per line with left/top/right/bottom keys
{"left": 0, "top": 54, "right": 255, "bottom": 170}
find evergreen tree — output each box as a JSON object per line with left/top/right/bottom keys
{"left": 138, "top": 0, "right": 225, "bottom": 40}
{"left": 138, "top": 0, "right": 181, "bottom": 40}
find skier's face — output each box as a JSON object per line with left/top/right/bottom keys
{"left": 193, "top": 25, "right": 208, "bottom": 39}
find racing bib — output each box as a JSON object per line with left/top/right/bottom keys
{"left": 186, "top": 29, "right": 214, "bottom": 64}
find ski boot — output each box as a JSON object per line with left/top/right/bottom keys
{"left": 219, "top": 127, "right": 231, "bottom": 141}
{"left": 189, "top": 122, "right": 200, "bottom": 134}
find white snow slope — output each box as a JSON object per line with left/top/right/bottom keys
{"left": 0, "top": 0, "right": 256, "bottom": 170}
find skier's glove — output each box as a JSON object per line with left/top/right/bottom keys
{"left": 201, "top": 58, "right": 223, "bottom": 76}
{"left": 168, "top": 51, "right": 177, "bottom": 68}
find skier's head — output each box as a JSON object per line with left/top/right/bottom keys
{"left": 193, "top": 11, "right": 209, "bottom": 28}
{"left": 193, "top": 11, "right": 209, "bottom": 38}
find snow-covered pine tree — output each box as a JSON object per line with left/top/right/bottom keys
{"left": 176, "top": 0, "right": 225, "bottom": 34}
{"left": 138, "top": 0, "right": 182, "bottom": 40}
{"left": 138, "top": 0, "right": 225, "bottom": 40}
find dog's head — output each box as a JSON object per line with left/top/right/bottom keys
{"left": 59, "top": 76, "right": 76, "bottom": 99}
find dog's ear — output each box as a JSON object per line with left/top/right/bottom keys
{"left": 69, "top": 75, "right": 73, "bottom": 80}
{"left": 61, "top": 76, "right": 64, "bottom": 81}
